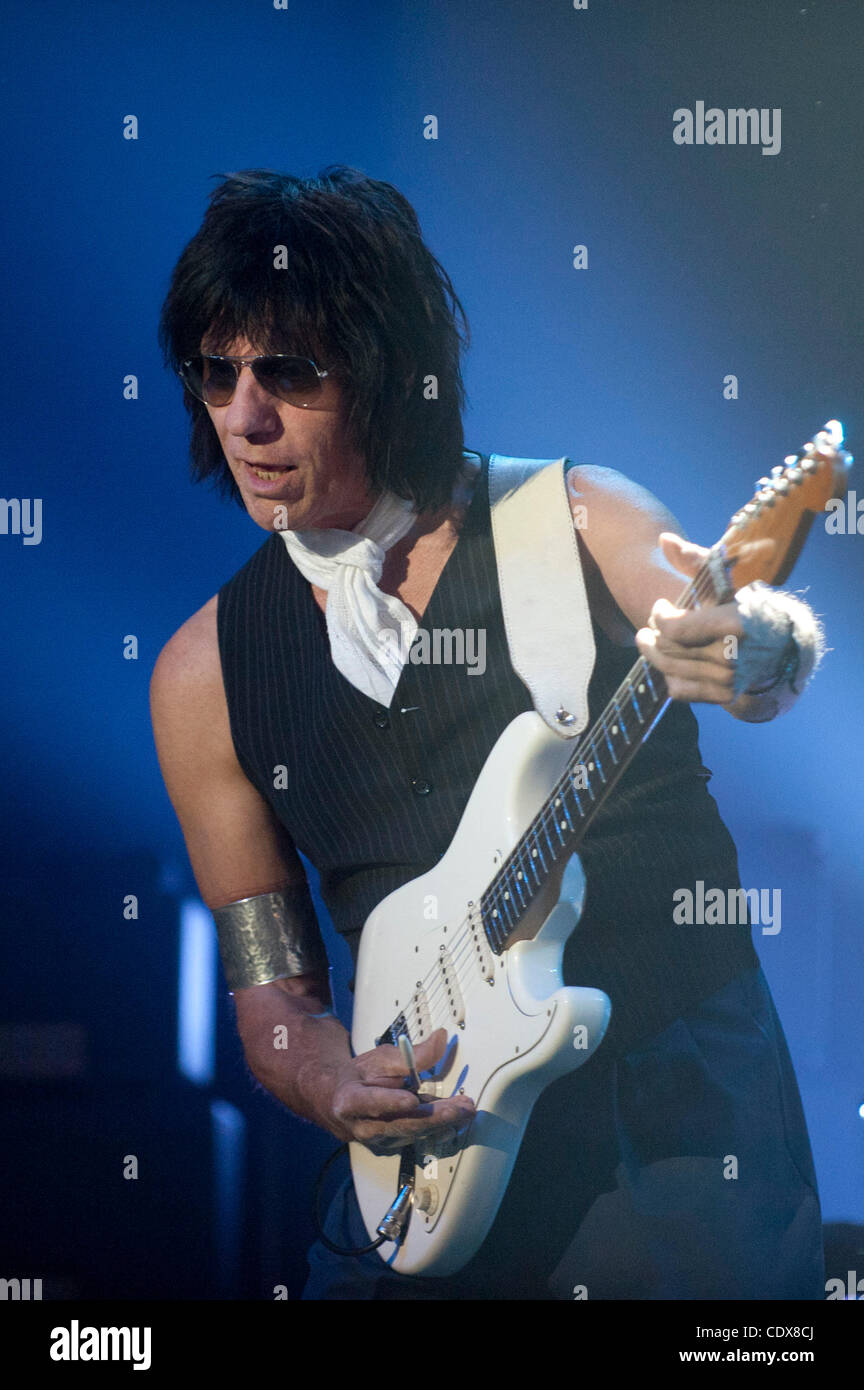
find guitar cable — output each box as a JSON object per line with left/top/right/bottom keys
{"left": 311, "top": 1034, "right": 420, "bottom": 1256}
{"left": 312, "top": 1143, "right": 398, "bottom": 1257}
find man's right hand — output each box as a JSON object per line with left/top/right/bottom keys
{"left": 234, "top": 981, "right": 475, "bottom": 1152}
{"left": 328, "top": 1027, "right": 476, "bottom": 1153}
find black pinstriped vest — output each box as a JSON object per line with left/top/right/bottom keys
{"left": 217, "top": 456, "right": 758, "bottom": 1052}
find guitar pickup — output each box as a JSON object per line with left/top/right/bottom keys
{"left": 437, "top": 946, "right": 465, "bottom": 1027}
{"left": 411, "top": 983, "right": 432, "bottom": 1043}
{"left": 468, "top": 902, "right": 495, "bottom": 981}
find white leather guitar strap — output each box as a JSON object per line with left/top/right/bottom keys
{"left": 488, "top": 454, "right": 595, "bottom": 739}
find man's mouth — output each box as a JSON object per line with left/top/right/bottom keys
{"left": 242, "top": 461, "right": 296, "bottom": 482}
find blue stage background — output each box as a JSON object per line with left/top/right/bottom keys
{"left": 1, "top": 0, "right": 861, "bottom": 1298}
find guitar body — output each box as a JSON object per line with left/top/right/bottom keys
{"left": 350, "top": 710, "right": 612, "bottom": 1276}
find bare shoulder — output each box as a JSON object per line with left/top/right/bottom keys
{"left": 564, "top": 463, "right": 688, "bottom": 632}
{"left": 151, "top": 594, "right": 220, "bottom": 696}
{"left": 149, "top": 594, "right": 233, "bottom": 769}
{"left": 565, "top": 463, "right": 683, "bottom": 535}
{"left": 150, "top": 594, "right": 303, "bottom": 904}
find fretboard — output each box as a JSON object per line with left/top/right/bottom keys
{"left": 479, "top": 554, "right": 728, "bottom": 955}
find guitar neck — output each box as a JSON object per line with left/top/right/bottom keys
{"left": 478, "top": 556, "right": 730, "bottom": 955}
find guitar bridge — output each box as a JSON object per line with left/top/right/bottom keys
{"left": 374, "top": 977, "right": 433, "bottom": 1050}
{"left": 375, "top": 1013, "right": 408, "bottom": 1048}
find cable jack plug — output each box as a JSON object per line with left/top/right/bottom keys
{"left": 376, "top": 1180, "right": 414, "bottom": 1243}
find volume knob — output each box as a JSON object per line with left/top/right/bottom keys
{"left": 415, "top": 1184, "right": 439, "bottom": 1215}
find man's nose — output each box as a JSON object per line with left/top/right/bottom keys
{"left": 222, "top": 364, "right": 280, "bottom": 435}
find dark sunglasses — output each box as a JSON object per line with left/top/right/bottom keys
{"left": 178, "top": 354, "right": 332, "bottom": 408}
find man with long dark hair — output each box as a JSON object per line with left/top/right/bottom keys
{"left": 151, "top": 166, "right": 825, "bottom": 1299}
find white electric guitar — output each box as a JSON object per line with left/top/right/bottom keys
{"left": 350, "top": 423, "right": 850, "bottom": 1276}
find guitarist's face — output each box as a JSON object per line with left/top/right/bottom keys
{"left": 201, "top": 334, "right": 380, "bottom": 534}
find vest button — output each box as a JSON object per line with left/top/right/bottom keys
{"left": 373, "top": 710, "right": 390, "bottom": 729}
{"left": 411, "top": 777, "right": 433, "bottom": 796}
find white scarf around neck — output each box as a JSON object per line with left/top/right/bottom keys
{"left": 279, "top": 488, "right": 420, "bottom": 707}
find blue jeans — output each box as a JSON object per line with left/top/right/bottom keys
{"left": 302, "top": 967, "right": 824, "bottom": 1300}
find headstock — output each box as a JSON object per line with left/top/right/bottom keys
{"left": 718, "top": 420, "right": 852, "bottom": 589}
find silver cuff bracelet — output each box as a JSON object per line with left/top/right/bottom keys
{"left": 211, "top": 886, "right": 328, "bottom": 992}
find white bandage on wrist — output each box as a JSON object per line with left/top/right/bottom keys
{"left": 732, "top": 582, "right": 826, "bottom": 697}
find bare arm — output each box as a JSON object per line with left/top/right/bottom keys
{"left": 149, "top": 595, "right": 473, "bottom": 1148}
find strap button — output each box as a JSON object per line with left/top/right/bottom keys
{"left": 411, "top": 778, "right": 433, "bottom": 796}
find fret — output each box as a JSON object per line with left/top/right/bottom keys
{"left": 532, "top": 835, "right": 548, "bottom": 876}
{"left": 555, "top": 791, "right": 575, "bottom": 834}
{"left": 484, "top": 905, "right": 504, "bottom": 950}
{"left": 549, "top": 807, "right": 567, "bottom": 846}
{"left": 538, "top": 822, "right": 552, "bottom": 867}
{"left": 516, "top": 852, "right": 535, "bottom": 900}
{"left": 629, "top": 680, "right": 644, "bottom": 723}
{"left": 612, "top": 698, "right": 630, "bottom": 746}
{"left": 507, "top": 881, "right": 522, "bottom": 920}
{"left": 602, "top": 721, "right": 619, "bottom": 766}
{"left": 488, "top": 899, "right": 504, "bottom": 938}
{"left": 568, "top": 768, "right": 585, "bottom": 815}
{"left": 589, "top": 750, "right": 607, "bottom": 786}
{"left": 483, "top": 922, "right": 502, "bottom": 954}
{"left": 511, "top": 865, "right": 528, "bottom": 908}
{"left": 547, "top": 824, "right": 560, "bottom": 858}
{"left": 494, "top": 907, "right": 508, "bottom": 947}
{"left": 527, "top": 842, "right": 542, "bottom": 885}
{"left": 539, "top": 822, "right": 556, "bottom": 863}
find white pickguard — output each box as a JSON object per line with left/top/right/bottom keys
{"left": 350, "top": 710, "right": 611, "bottom": 1276}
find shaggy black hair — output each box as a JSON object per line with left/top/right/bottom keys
{"left": 158, "top": 166, "right": 470, "bottom": 513}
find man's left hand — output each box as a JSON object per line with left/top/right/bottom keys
{"left": 635, "top": 532, "right": 742, "bottom": 708}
